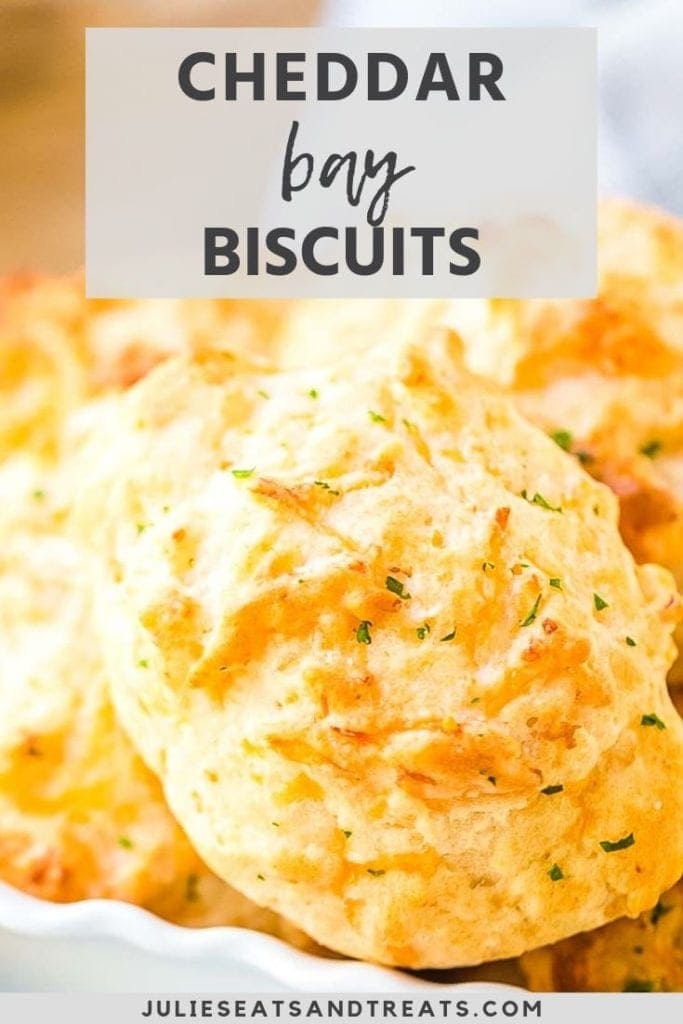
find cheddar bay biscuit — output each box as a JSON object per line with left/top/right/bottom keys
{"left": 521, "top": 880, "right": 683, "bottom": 992}
{"left": 0, "top": 271, "right": 284, "bottom": 463}
{"left": 445, "top": 200, "right": 683, "bottom": 680}
{"left": 77, "top": 331, "right": 683, "bottom": 968}
{"left": 0, "top": 455, "right": 315, "bottom": 944}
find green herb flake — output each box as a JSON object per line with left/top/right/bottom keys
{"left": 257, "top": 389, "right": 270, "bottom": 400}
{"left": 356, "top": 620, "right": 372, "bottom": 645}
{"left": 470, "top": 697, "right": 480, "bottom": 704}
{"left": 385, "top": 575, "right": 411, "bottom": 600}
{"left": 549, "top": 578, "right": 562, "bottom": 590}
{"left": 440, "top": 629, "right": 457, "bottom": 642}
{"left": 367, "top": 868, "right": 385, "bottom": 877}
{"left": 551, "top": 430, "right": 572, "bottom": 452}
{"left": 257, "top": 873, "right": 266, "bottom": 881}
{"left": 641, "top": 713, "right": 666, "bottom": 730}
{"left": 522, "top": 490, "right": 562, "bottom": 513}
{"left": 625, "top": 636, "right": 637, "bottom": 647}
{"left": 623, "top": 979, "right": 654, "bottom": 993}
{"left": 117, "top": 836, "right": 134, "bottom": 850}
{"left": 520, "top": 593, "right": 542, "bottom": 628}
{"left": 308, "top": 388, "right": 319, "bottom": 399}
{"left": 138, "top": 659, "right": 149, "bottom": 669}
{"left": 600, "top": 832, "right": 635, "bottom": 853}
{"left": 368, "top": 410, "right": 386, "bottom": 424}
{"left": 639, "top": 439, "right": 662, "bottom": 459}
{"left": 541, "top": 784, "right": 564, "bottom": 796}
{"left": 314, "top": 479, "right": 341, "bottom": 495}
{"left": 342, "top": 830, "right": 352, "bottom": 839}
{"left": 271, "top": 821, "right": 280, "bottom": 827}
{"left": 416, "top": 623, "right": 431, "bottom": 640}
{"left": 32, "top": 489, "right": 45, "bottom": 501}
{"left": 185, "top": 873, "right": 199, "bottom": 902}
{"left": 593, "top": 593, "right": 609, "bottom": 611}
{"left": 231, "top": 468, "right": 255, "bottom": 479}
{"left": 136, "top": 523, "right": 146, "bottom": 535}
{"left": 548, "top": 863, "right": 564, "bottom": 882}
{"left": 651, "top": 900, "right": 672, "bottom": 926}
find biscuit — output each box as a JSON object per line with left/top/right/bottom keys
{"left": 0, "top": 272, "right": 284, "bottom": 463}
{"left": 75, "top": 330, "right": 683, "bottom": 968}
{"left": 445, "top": 200, "right": 683, "bottom": 681}
{"left": 0, "top": 454, "right": 315, "bottom": 945}
{"left": 521, "top": 880, "right": 683, "bottom": 992}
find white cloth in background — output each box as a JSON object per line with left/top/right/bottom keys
{"left": 324, "top": 0, "right": 683, "bottom": 214}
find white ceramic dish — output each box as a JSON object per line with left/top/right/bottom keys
{"left": 0, "top": 881, "right": 524, "bottom": 992}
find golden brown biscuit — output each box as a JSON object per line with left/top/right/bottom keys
{"left": 445, "top": 200, "right": 683, "bottom": 680}
{"left": 0, "top": 272, "right": 285, "bottom": 463}
{"left": 75, "top": 330, "right": 683, "bottom": 968}
{"left": 521, "top": 880, "right": 683, "bottom": 992}
{"left": 0, "top": 454, "right": 315, "bottom": 944}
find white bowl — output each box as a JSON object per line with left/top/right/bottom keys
{"left": 0, "top": 881, "right": 525, "bottom": 992}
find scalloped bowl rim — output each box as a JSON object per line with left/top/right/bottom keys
{"left": 0, "top": 881, "right": 526, "bottom": 992}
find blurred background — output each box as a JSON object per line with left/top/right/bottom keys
{"left": 0, "top": 1, "right": 320, "bottom": 273}
{"left": 1, "top": 0, "right": 681, "bottom": 274}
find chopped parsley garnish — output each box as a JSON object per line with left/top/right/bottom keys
{"left": 520, "top": 594, "right": 542, "bottom": 627}
{"left": 257, "top": 389, "right": 270, "bottom": 400}
{"left": 651, "top": 900, "right": 672, "bottom": 925}
{"left": 308, "top": 388, "right": 319, "bottom": 399}
{"left": 548, "top": 863, "right": 564, "bottom": 881}
{"left": 257, "top": 873, "right": 265, "bottom": 881}
{"left": 117, "top": 836, "right": 134, "bottom": 849}
{"left": 138, "top": 659, "right": 149, "bottom": 669}
{"left": 600, "top": 833, "right": 635, "bottom": 853}
{"left": 402, "top": 418, "right": 416, "bottom": 432}
{"left": 541, "top": 785, "right": 564, "bottom": 796}
{"left": 314, "top": 479, "right": 340, "bottom": 495}
{"left": 367, "top": 868, "right": 385, "bottom": 877}
{"left": 549, "top": 578, "right": 562, "bottom": 590}
{"left": 136, "top": 523, "right": 146, "bottom": 535}
{"left": 593, "top": 593, "right": 609, "bottom": 611}
{"left": 623, "top": 979, "right": 654, "bottom": 992}
{"left": 639, "top": 439, "right": 662, "bottom": 459}
{"left": 356, "top": 620, "right": 372, "bottom": 645}
{"left": 576, "top": 450, "right": 594, "bottom": 465}
{"left": 231, "top": 468, "right": 255, "bottom": 479}
{"left": 32, "top": 489, "right": 45, "bottom": 501}
{"left": 641, "top": 713, "right": 666, "bottom": 730}
{"left": 625, "top": 636, "right": 637, "bottom": 647}
{"left": 185, "top": 873, "right": 199, "bottom": 902}
{"left": 521, "top": 490, "right": 562, "bottom": 513}
{"left": 271, "top": 821, "right": 279, "bottom": 827}
{"left": 385, "top": 575, "right": 411, "bottom": 600}
{"left": 416, "top": 623, "right": 431, "bottom": 640}
{"left": 551, "top": 430, "right": 572, "bottom": 452}
{"left": 342, "top": 830, "right": 352, "bottom": 839}
{"left": 368, "top": 410, "right": 386, "bottom": 423}
{"left": 440, "top": 629, "right": 457, "bottom": 642}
